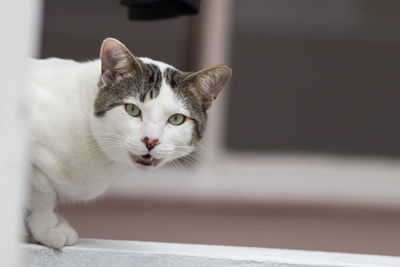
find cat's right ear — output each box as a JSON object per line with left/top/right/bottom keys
{"left": 99, "top": 38, "right": 142, "bottom": 86}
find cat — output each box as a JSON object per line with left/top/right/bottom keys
{"left": 26, "top": 38, "right": 231, "bottom": 248}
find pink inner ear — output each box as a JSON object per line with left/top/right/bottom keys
{"left": 101, "top": 39, "right": 123, "bottom": 71}
{"left": 99, "top": 38, "right": 129, "bottom": 84}
{"left": 102, "top": 68, "right": 115, "bottom": 84}
{"left": 100, "top": 38, "right": 125, "bottom": 61}
{"left": 100, "top": 49, "right": 119, "bottom": 85}
{"left": 200, "top": 68, "right": 231, "bottom": 100}
{"left": 191, "top": 66, "right": 231, "bottom": 111}
{"left": 101, "top": 51, "right": 115, "bottom": 72}
{"left": 210, "top": 70, "right": 231, "bottom": 98}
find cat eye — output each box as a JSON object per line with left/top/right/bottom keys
{"left": 168, "top": 114, "right": 186, "bottom": 126}
{"left": 125, "top": 104, "right": 141, "bottom": 117}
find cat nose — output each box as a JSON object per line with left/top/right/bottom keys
{"left": 142, "top": 137, "right": 159, "bottom": 151}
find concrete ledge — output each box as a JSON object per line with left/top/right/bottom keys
{"left": 22, "top": 239, "right": 400, "bottom": 267}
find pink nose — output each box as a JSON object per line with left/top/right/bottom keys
{"left": 142, "top": 137, "right": 159, "bottom": 151}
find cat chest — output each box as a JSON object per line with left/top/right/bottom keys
{"left": 54, "top": 162, "right": 123, "bottom": 202}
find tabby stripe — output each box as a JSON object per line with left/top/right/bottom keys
{"left": 95, "top": 103, "right": 122, "bottom": 117}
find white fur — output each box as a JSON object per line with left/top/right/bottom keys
{"left": 26, "top": 57, "right": 194, "bottom": 248}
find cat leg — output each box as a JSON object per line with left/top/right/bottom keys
{"left": 26, "top": 168, "right": 78, "bottom": 248}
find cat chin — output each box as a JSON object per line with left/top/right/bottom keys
{"left": 129, "top": 153, "right": 161, "bottom": 167}
{"left": 128, "top": 152, "right": 169, "bottom": 170}
{"left": 132, "top": 159, "right": 167, "bottom": 171}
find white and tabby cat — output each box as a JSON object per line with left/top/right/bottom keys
{"left": 26, "top": 38, "right": 231, "bottom": 248}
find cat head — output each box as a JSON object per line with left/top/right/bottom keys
{"left": 91, "top": 38, "right": 231, "bottom": 169}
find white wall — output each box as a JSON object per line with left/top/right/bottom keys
{"left": 0, "top": 0, "right": 42, "bottom": 266}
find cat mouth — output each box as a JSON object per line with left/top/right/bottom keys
{"left": 129, "top": 153, "right": 161, "bottom": 167}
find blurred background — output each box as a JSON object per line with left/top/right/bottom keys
{"left": 39, "top": 0, "right": 400, "bottom": 256}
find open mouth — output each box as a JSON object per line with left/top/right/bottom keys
{"left": 129, "top": 153, "right": 161, "bottom": 167}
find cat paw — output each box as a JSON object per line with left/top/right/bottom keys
{"left": 33, "top": 222, "right": 79, "bottom": 249}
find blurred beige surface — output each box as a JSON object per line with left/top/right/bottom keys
{"left": 60, "top": 197, "right": 400, "bottom": 256}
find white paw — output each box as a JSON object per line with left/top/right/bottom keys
{"left": 33, "top": 221, "right": 79, "bottom": 249}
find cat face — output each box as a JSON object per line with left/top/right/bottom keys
{"left": 91, "top": 38, "right": 231, "bottom": 169}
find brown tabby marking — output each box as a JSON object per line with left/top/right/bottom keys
{"left": 94, "top": 62, "right": 214, "bottom": 145}
{"left": 164, "top": 68, "right": 206, "bottom": 143}
{"left": 94, "top": 60, "right": 162, "bottom": 116}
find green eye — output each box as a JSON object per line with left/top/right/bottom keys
{"left": 168, "top": 114, "right": 186, "bottom": 126}
{"left": 125, "top": 104, "right": 141, "bottom": 117}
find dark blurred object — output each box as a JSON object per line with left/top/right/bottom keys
{"left": 121, "top": 0, "right": 201, "bottom": 20}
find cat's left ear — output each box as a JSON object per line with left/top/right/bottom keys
{"left": 99, "top": 38, "right": 142, "bottom": 86}
{"left": 185, "top": 65, "right": 232, "bottom": 111}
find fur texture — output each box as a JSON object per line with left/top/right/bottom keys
{"left": 26, "top": 38, "right": 231, "bottom": 248}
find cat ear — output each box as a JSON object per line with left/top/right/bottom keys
{"left": 185, "top": 65, "right": 232, "bottom": 111}
{"left": 99, "top": 38, "right": 142, "bottom": 86}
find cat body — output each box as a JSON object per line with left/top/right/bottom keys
{"left": 26, "top": 38, "right": 231, "bottom": 248}
{"left": 28, "top": 59, "right": 118, "bottom": 203}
